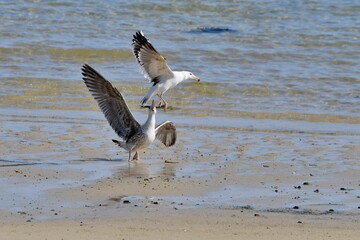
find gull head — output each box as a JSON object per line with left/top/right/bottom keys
{"left": 150, "top": 100, "right": 156, "bottom": 114}
{"left": 184, "top": 71, "right": 200, "bottom": 82}
{"left": 144, "top": 100, "right": 156, "bottom": 114}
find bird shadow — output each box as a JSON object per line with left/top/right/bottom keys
{"left": 73, "top": 157, "right": 125, "bottom": 163}
{"left": 0, "top": 159, "right": 59, "bottom": 168}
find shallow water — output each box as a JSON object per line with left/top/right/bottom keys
{"left": 0, "top": 0, "right": 359, "bottom": 215}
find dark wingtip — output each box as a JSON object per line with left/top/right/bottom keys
{"left": 81, "top": 64, "right": 92, "bottom": 79}
{"left": 132, "top": 30, "right": 144, "bottom": 43}
{"left": 81, "top": 63, "right": 91, "bottom": 74}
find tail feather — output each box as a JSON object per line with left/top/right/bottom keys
{"left": 112, "top": 139, "right": 126, "bottom": 149}
{"left": 140, "top": 85, "right": 158, "bottom": 106}
{"left": 140, "top": 96, "right": 149, "bottom": 106}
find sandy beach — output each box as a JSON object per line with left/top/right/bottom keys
{"left": 0, "top": 159, "right": 359, "bottom": 240}
{"left": 1, "top": 207, "right": 359, "bottom": 240}
{"left": 1, "top": 111, "right": 359, "bottom": 239}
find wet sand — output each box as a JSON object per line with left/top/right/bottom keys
{"left": 0, "top": 159, "right": 359, "bottom": 240}
{"left": 1, "top": 105, "right": 359, "bottom": 239}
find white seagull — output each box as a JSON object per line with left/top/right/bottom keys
{"left": 82, "top": 64, "right": 177, "bottom": 161}
{"left": 132, "top": 31, "right": 200, "bottom": 111}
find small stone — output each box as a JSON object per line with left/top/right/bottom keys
{"left": 123, "top": 200, "right": 130, "bottom": 204}
{"left": 297, "top": 221, "right": 302, "bottom": 224}
{"left": 293, "top": 206, "right": 299, "bottom": 209}
{"left": 329, "top": 209, "right": 334, "bottom": 212}
{"left": 303, "top": 182, "right": 310, "bottom": 185}
{"left": 254, "top": 213, "right": 260, "bottom": 217}
{"left": 314, "top": 189, "right": 319, "bottom": 193}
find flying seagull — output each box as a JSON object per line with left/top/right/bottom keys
{"left": 82, "top": 64, "right": 177, "bottom": 161}
{"left": 132, "top": 30, "right": 200, "bottom": 111}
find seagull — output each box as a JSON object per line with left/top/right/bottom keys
{"left": 132, "top": 30, "right": 200, "bottom": 111}
{"left": 81, "top": 64, "right": 177, "bottom": 161}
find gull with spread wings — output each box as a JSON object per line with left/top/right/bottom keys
{"left": 82, "top": 64, "right": 177, "bottom": 161}
{"left": 132, "top": 31, "right": 200, "bottom": 111}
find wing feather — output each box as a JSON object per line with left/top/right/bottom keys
{"left": 82, "top": 64, "right": 141, "bottom": 140}
{"left": 155, "top": 121, "right": 177, "bottom": 147}
{"left": 132, "top": 31, "right": 173, "bottom": 84}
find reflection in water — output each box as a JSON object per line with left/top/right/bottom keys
{"left": 116, "top": 161, "right": 176, "bottom": 178}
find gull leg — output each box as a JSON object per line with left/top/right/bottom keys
{"left": 133, "top": 152, "right": 139, "bottom": 161}
{"left": 163, "top": 99, "right": 168, "bottom": 112}
{"left": 156, "top": 94, "right": 163, "bottom": 107}
{"left": 128, "top": 151, "right": 132, "bottom": 162}
{"left": 159, "top": 94, "right": 168, "bottom": 111}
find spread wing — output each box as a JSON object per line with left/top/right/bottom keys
{"left": 132, "top": 31, "right": 173, "bottom": 84}
{"left": 82, "top": 64, "right": 141, "bottom": 140}
{"left": 155, "top": 121, "right": 176, "bottom": 147}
